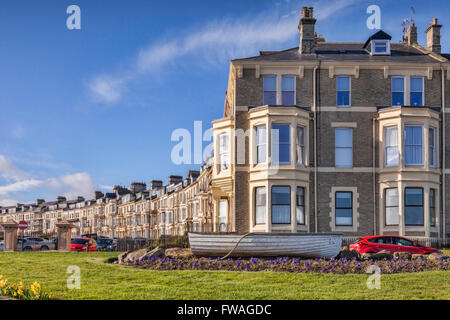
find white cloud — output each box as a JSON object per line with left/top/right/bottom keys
{"left": 0, "top": 199, "right": 20, "bottom": 207}
{"left": 0, "top": 155, "right": 99, "bottom": 202}
{"left": 0, "top": 155, "right": 31, "bottom": 182}
{"left": 0, "top": 179, "right": 43, "bottom": 196}
{"left": 89, "top": 0, "right": 357, "bottom": 104}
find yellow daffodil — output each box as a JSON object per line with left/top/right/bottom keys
{"left": 35, "top": 295, "right": 40, "bottom": 300}
{"left": 17, "top": 289, "right": 23, "bottom": 295}
{"left": 13, "top": 292, "right": 17, "bottom": 297}
{"left": 33, "top": 282, "right": 40, "bottom": 289}
{"left": 19, "top": 281, "right": 24, "bottom": 287}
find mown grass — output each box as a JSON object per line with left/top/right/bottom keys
{"left": 0, "top": 252, "right": 448, "bottom": 300}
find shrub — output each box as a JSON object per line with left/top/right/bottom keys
{"left": 119, "top": 255, "right": 450, "bottom": 274}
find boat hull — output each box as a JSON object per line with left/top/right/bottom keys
{"left": 188, "top": 233, "right": 342, "bottom": 259}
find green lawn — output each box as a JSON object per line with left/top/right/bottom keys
{"left": 0, "top": 252, "right": 449, "bottom": 300}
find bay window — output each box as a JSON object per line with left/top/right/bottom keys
{"left": 271, "top": 186, "right": 291, "bottom": 224}
{"left": 296, "top": 126, "right": 306, "bottom": 165}
{"left": 404, "top": 188, "right": 424, "bottom": 226}
{"left": 296, "top": 187, "right": 305, "bottom": 225}
{"left": 429, "top": 127, "right": 436, "bottom": 167}
{"left": 385, "top": 188, "right": 399, "bottom": 226}
{"left": 255, "top": 187, "right": 266, "bottom": 225}
{"left": 272, "top": 124, "right": 290, "bottom": 164}
{"left": 256, "top": 126, "right": 266, "bottom": 164}
{"left": 404, "top": 126, "right": 423, "bottom": 166}
{"left": 385, "top": 126, "right": 399, "bottom": 166}
{"left": 429, "top": 189, "right": 436, "bottom": 227}
{"left": 218, "top": 134, "right": 230, "bottom": 172}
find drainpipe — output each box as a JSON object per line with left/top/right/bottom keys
{"left": 441, "top": 66, "right": 446, "bottom": 244}
{"left": 313, "top": 63, "right": 320, "bottom": 233}
{"left": 373, "top": 116, "right": 377, "bottom": 235}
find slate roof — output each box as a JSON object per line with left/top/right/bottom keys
{"left": 232, "top": 42, "right": 444, "bottom": 64}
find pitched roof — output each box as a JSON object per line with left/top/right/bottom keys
{"left": 232, "top": 42, "right": 440, "bottom": 64}
{"left": 363, "top": 30, "right": 392, "bottom": 48}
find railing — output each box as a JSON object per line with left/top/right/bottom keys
{"left": 113, "top": 235, "right": 189, "bottom": 252}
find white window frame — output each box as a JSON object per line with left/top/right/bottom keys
{"left": 429, "top": 127, "right": 436, "bottom": 168}
{"left": 371, "top": 40, "right": 391, "bottom": 55}
{"left": 296, "top": 126, "right": 306, "bottom": 166}
{"left": 218, "top": 133, "right": 230, "bottom": 172}
{"left": 263, "top": 75, "right": 277, "bottom": 105}
{"left": 391, "top": 77, "right": 405, "bottom": 106}
{"left": 384, "top": 126, "right": 399, "bottom": 167}
{"left": 335, "top": 128, "right": 353, "bottom": 168}
{"left": 336, "top": 76, "right": 351, "bottom": 107}
{"left": 255, "top": 125, "right": 267, "bottom": 164}
{"left": 281, "top": 75, "right": 296, "bottom": 105}
{"left": 410, "top": 77, "right": 425, "bottom": 107}
{"left": 404, "top": 125, "right": 423, "bottom": 166}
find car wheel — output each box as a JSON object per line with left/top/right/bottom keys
{"left": 23, "top": 246, "right": 33, "bottom": 251}
{"left": 40, "top": 246, "right": 49, "bottom": 251}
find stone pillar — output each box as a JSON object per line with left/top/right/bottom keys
{"left": 0, "top": 220, "right": 19, "bottom": 252}
{"left": 56, "top": 220, "right": 74, "bottom": 251}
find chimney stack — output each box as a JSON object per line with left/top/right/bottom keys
{"left": 404, "top": 23, "right": 418, "bottom": 45}
{"left": 298, "top": 7, "right": 317, "bottom": 54}
{"left": 94, "top": 191, "right": 104, "bottom": 200}
{"left": 425, "top": 18, "right": 442, "bottom": 53}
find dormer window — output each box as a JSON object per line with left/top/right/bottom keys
{"left": 363, "top": 30, "right": 392, "bottom": 56}
{"left": 371, "top": 40, "right": 390, "bottom": 55}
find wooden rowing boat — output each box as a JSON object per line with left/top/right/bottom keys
{"left": 188, "top": 232, "right": 342, "bottom": 259}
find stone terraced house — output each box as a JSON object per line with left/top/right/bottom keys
{"left": 1, "top": 7, "right": 449, "bottom": 245}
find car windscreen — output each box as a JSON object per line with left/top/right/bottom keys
{"left": 99, "top": 239, "right": 113, "bottom": 245}
{"left": 72, "top": 239, "right": 88, "bottom": 245}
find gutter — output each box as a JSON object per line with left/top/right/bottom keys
{"left": 441, "top": 66, "right": 446, "bottom": 244}
{"left": 373, "top": 116, "right": 377, "bottom": 235}
{"left": 313, "top": 61, "right": 320, "bottom": 233}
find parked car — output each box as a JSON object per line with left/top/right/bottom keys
{"left": 25, "top": 237, "right": 56, "bottom": 251}
{"left": 349, "top": 235, "right": 441, "bottom": 255}
{"left": 70, "top": 237, "right": 98, "bottom": 252}
{"left": 0, "top": 241, "right": 3, "bottom": 251}
{"left": 97, "top": 238, "right": 114, "bottom": 252}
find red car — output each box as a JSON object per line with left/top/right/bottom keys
{"left": 349, "top": 235, "right": 440, "bottom": 255}
{"left": 70, "top": 237, "right": 98, "bottom": 252}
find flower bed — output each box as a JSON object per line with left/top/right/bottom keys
{"left": 0, "top": 276, "right": 54, "bottom": 300}
{"left": 117, "top": 256, "right": 450, "bottom": 274}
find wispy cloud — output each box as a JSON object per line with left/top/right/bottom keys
{"left": 0, "top": 155, "right": 99, "bottom": 204}
{"left": 88, "top": 0, "right": 357, "bottom": 104}
{"left": 0, "top": 199, "right": 20, "bottom": 207}
{"left": 0, "top": 155, "right": 31, "bottom": 182}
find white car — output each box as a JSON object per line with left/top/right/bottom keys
{"left": 25, "top": 237, "right": 56, "bottom": 251}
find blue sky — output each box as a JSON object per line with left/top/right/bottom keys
{"left": 1, "top": 0, "right": 449, "bottom": 205}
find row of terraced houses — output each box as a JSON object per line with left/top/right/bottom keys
{"left": 1, "top": 7, "right": 450, "bottom": 244}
